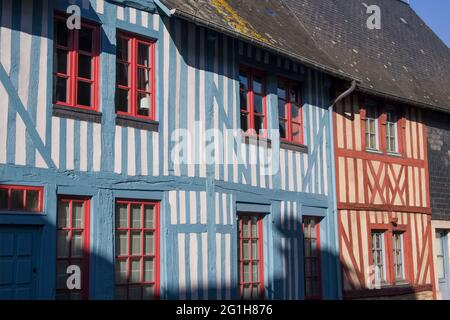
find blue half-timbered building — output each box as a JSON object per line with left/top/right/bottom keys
{"left": 0, "top": 0, "right": 352, "bottom": 299}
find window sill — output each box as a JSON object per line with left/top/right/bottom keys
{"left": 53, "top": 105, "right": 102, "bottom": 123}
{"left": 241, "top": 135, "right": 272, "bottom": 148}
{"left": 387, "top": 152, "right": 403, "bottom": 158}
{"left": 115, "top": 114, "right": 159, "bottom": 132}
{"left": 280, "top": 141, "right": 308, "bottom": 154}
{"left": 365, "top": 148, "right": 383, "bottom": 155}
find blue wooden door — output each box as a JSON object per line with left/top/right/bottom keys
{"left": 436, "top": 231, "right": 450, "bottom": 300}
{"left": 0, "top": 226, "right": 41, "bottom": 299}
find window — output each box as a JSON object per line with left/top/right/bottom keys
{"left": 238, "top": 214, "right": 264, "bottom": 299}
{"left": 303, "top": 217, "right": 321, "bottom": 299}
{"left": 386, "top": 110, "right": 398, "bottom": 153}
{"left": 239, "top": 67, "right": 267, "bottom": 136}
{"left": 371, "top": 231, "right": 386, "bottom": 284}
{"left": 392, "top": 232, "right": 405, "bottom": 281}
{"left": 115, "top": 32, "right": 155, "bottom": 119}
{"left": 115, "top": 200, "right": 160, "bottom": 300}
{"left": 56, "top": 197, "right": 90, "bottom": 300}
{"left": 278, "top": 78, "right": 303, "bottom": 144}
{"left": 53, "top": 14, "right": 99, "bottom": 110}
{"left": 436, "top": 231, "right": 447, "bottom": 281}
{"left": 365, "top": 106, "right": 378, "bottom": 150}
{"left": 0, "top": 185, "right": 43, "bottom": 212}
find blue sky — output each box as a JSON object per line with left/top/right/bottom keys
{"left": 410, "top": 0, "right": 450, "bottom": 48}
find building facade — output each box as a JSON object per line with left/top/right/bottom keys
{"left": 0, "top": 0, "right": 342, "bottom": 300}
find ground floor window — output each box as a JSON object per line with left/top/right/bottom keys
{"left": 303, "top": 217, "right": 321, "bottom": 299}
{"left": 56, "top": 197, "right": 90, "bottom": 300}
{"left": 238, "top": 213, "right": 264, "bottom": 300}
{"left": 114, "top": 199, "right": 160, "bottom": 300}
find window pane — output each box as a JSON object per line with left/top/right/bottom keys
{"left": 240, "top": 113, "right": 248, "bottom": 132}
{"left": 253, "top": 95, "right": 263, "bottom": 114}
{"left": 78, "top": 54, "right": 92, "bottom": 79}
{"left": 242, "top": 241, "right": 250, "bottom": 259}
{"left": 138, "top": 68, "right": 150, "bottom": 91}
{"left": 0, "top": 189, "right": 7, "bottom": 209}
{"left": 78, "top": 27, "right": 93, "bottom": 52}
{"left": 131, "top": 204, "right": 141, "bottom": 228}
{"left": 144, "top": 259, "right": 154, "bottom": 282}
{"left": 143, "top": 285, "right": 154, "bottom": 300}
{"left": 243, "top": 262, "right": 250, "bottom": 282}
{"left": 54, "top": 77, "right": 68, "bottom": 103}
{"left": 144, "top": 205, "right": 154, "bottom": 228}
{"left": 279, "top": 120, "right": 287, "bottom": 139}
{"left": 131, "top": 232, "right": 142, "bottom": 255}
{"left": 72, "top": 231, "right": 83, "bottom": 257}
{"left": 137, "top": 92, "right": 151, "bottom": 116}
{"left": 144, "top": 232, "right": 154, "bottom": 255}
{"left": 138, "top": 43, "right": 150, "bottom": 67}
{"left": 55, "top": 20, "right": 69, "bottom": 47}
{"left": 72, "top": 202, "right": 84, "bottom": 228}
{"left": 252, "top": 262, "right": 259, "bottom": 281}
{"left": 116, "top": 231, "right": 128, "bottom": 256}
{"left": 278, "top": 99, "right": 286, "bottom": 119}
{"left": 58, "top": 201, "right": 70, "bottom": 228}
{"left": 116, "top": 63, "right": 129, "bottom": 87}
{"left": 277, "top": 84, "right": 286, "bottom": 100}
{"left": 115, "top": 88, "right": 130, "bottom": 113}
{"left": 11, "top": 190, "right": 24, "bottom": 210}
{"left": 56, "top": 260, "right": 69, "bottom": 289}
{"left": 55, "top": 49, "right": 69, "bottom": 74}
{"left": 437, "top": 256, "right": 445, "bottom": 280}
{"left": 254, "top": 116, "right": 264, "bottom": 135}
{"left": 117, "top": 37, "right": 129, "bottom": 61}
{"left": 77, "top": 81, "right": 92, "bottom": 106}
{"left": 239, "top": 71, "right": 248, "bottom": 91}
{"left": 129, "top": 285, "right": 141, "bottom": 299}
{"left": 251, "top": 240, "right": 258, "bottom": 259}
{"left": 25, "top": 190, "right": 40, "bottom": 211}
{"left": 291, "top": 104, "right": 301, "bottom": 123}
{"left": 115, "top": 259, "right": 128, "bottom": 284}
{"left": 240, "top": 91, "right": 247, "bottom": 110}
{"left": 115, "top": 286, "right": 127, "bottom": 300}
{"left": 292, "top": 123, "right": 302, "bottom": 143}
{"left": 253, "top": 75, "right": 263, "bottom": 93}
{"left": 57, "top": 230, "right": 70, "bottom": 257}
{"left": 289, "top": 87, "right": 300, "bottom": 103}
{"left": 130, "top": 259, "right": 141, "bottom": 283}
{"left": 116, "top": 204, "right": 128, "bottom": 228}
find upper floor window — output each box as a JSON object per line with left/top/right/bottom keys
{"left": 365, "top": 105, "right": 378, "bottom": 150}
{"left": 238, "top": 213, "right": 264, "bottom": 300}
{"left": 0, "top": 185, "right": 43, "bottom": 212}
{"left": 278, "top": 78, "right": 303, "bottom": 145}
{"left": 303, "top": 217, "right": 321, "bottom": 299}
{"left": 239, "top": 67, "right": 267, "bottom": 137}
{"left": 386, "top": 110, "right": 398, "bottom": 153}
{"left": 53, "top": 14, "right": 100, "bottom": 110}
{"left": 115, "top": 32, "right": 156, "bottom": 120}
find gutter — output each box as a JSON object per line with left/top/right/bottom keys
{"left": 170, "top": 8, "right": 357, "bottom": 83}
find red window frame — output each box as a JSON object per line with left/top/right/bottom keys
{"left": 114, "top": 199, "right": 160, "bottom": 300}
{"left": 238, "top": 213, "right": 264, "bottom": 300}
{"left": 53, "top": 13, "right": 100, "bottom": 111}
{"left": 115, "top": 31, "right": 156, "bottom": 120}
{"left": 278, "top": 77, "right": 304, "bottom": 145}
{"left": 55, "top": 196, "right": 90, "bottom": 300}
{"left": 0, "top": 185, "right": 44, "bottom": 212}
{"left": 303, "top": 216, "right": 322, "bottom": 300}
{"left": 239, "top": 66, "right": 268, "bottom": 137}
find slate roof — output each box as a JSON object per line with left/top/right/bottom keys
{"left": 160, "top": 0, "right": 450, "bottom": 112}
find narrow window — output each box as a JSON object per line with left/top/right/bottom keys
{"left": 238, "top": 214, "right": 264, "bottom": 299}
{"left": 386, "top": 110, "right": 398, "bottom": 153}
{"left": 56, "top": 197, "right": 90, "bottom": 300}
{"left": 239, "top": 67, "right": 267, "bottom": 137}
{"left": 303, "top": 217, "right": 321, "bottom": 299}
{"left": 436, "top": 231, "right": 447, "bottom": 281}
{"left": 365, "top": 106, "right": 378, "bottom": 150}
{"left": 53, "top": 14, "right": 99, "bottom": 110}
{"left": 0, "top": 185, "right": 43, "bottom": 212}
{"left": 278, "top": 78, "right": 303, "bottom": 144}
{"left": 115, "top": 200, "right": 160, "bottom": 300}
{"left": 115, "top": 32, "right": 155, "bottom": 119}
{"left": 371, "top": 231, "right": 386, "bottom": 284}
{"left": 392, "top": 232, "right": 405, "bottom": 281}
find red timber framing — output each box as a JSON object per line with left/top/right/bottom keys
{"left": 333, "top": 93, "right": 435, "bottom": 299}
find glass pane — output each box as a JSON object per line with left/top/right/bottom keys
{"left": 144, "top": 205, "right": 154, "bottom": 228}
{"left": 117, "top": 37, "right": 129, "bottom": 61}
{"left": 253, "top": 95, "right": 263, "bottom": 114}
{"left": 72, "top": 231, "right": 84, "bottom": 257}
{"left": 143, "top": 285, "right": 154, "bottom": 300}
{"left": 240, "top": 91, "right": 247, "bottom": 110}
{"left": 437, "top": 256, "right": 445, "bottom": 280}
{"left": 137, "top": 92, "right": 151, "bottom": 116}
{"left": 131, "top": 232, "right": 142, "bottom": 255}
{"left": 252, "top": 262, "right": 259, "bottom": 281}
{"left": 253, "top": 75, "right": 263, "bottom": 93}
{"left": 144, "top": 259, "right": 154, "bottom": 282}
{"left": 131, "top": 204, "right": 142, "bottom": 228}
{"left": 305, "top": 260, "right": 311, "bottom": 276}
{"left": 138, "top": 43, "right": 150, "bottom": 66}
{"left": 78, "top": 54, "right": 92, "bottom": 79}
{"left": 304, "top": 239, "right": 311, "bottom": 257}
{"left": 130, "top": 259, "right": 141, "bottom": 283}
{"left": 57, "top": 230, "right": 70, "bottom": 257}
{"left": 251, "top": 219, "right": 258, "bottom": 237}
{"left": 116, "top": 204, "right": 128, "bottom": 229}
{"left": 0, "top": 189, "right": 7, "bottom": 209}
{"left": 129, "top": 285, "right": 141, "bottom": 300}
{"left": 25, "top": 190, "right": 40, "bottom": 211}
{"left": 55, "top": 77, "right": 68, "bottom": 103}
{"left": 72, "top": 202, "right": 84, "bottom": 228}
{"left": 115, "top": 88, "right": 129, "bottom": 113}
{"left": 243, "top": 262, "right": 250, "bottom": 282}
{"left": 289, "top": 87, "right": 299, "bottom": 103}
{"left": 278, "top": 99, "right": 286, "bottom": 119}
{"left": 115, "top": 286, "right": 127, "bottom": 300}
{"left": 252, "top": 285, "right": 259, "bottom": 298}
{"left": 291, "top": 104, "right": 301, "bottom": 123}
{"left": 239, "top": 71, "right": 248, "bottom": 91}
{"left": 116, "top": 63, "right": 129, "bottom": 86}
{"left": 11, "top": 190, "right": 24, "bottom": 210}
{"left": 115, "top": 259, "right": 128, "bottom": 284}
{"left": 277, "top": 84, "right": 286, "bottom": 100}
{"left": 138, "top": 68, "right": 150, "bottom": 91}
{"left": 254, "top": 116, "right": 264, "bottom": 135}
{"left": 116, "top": 231, "right": 128, "bottom": 256}
{"left": 55, "top": 20, "right": 69, "bottom": 47}
{"left": 279, "top": 120, "right": 287, "bottom": 139}
{"left": 436, "top": 233, "right": 444, "bottom": 255}
{"left": 240, "top": 113, "right": 248, "bottom": 132}
{"left": 242, "top": 219, "right": 250, "bottom": 237}
{"left": 145, "top": 232, "right": 154, "bottom": 255}
{"left": 251, "top": 240, "right": 258, "bottom": 259}
{"left": 56, "top": 260, "right": 69, "bottom": 289}
{"left": 242, "top": 241, "right": 250, "bottom": 259}
{"left": 242, "top": 284, "right": 251, "bottom": 299}
{"left": 77, "top": 81, "right": 92, "bottom": 106}
{"left": 58, "top": 201, "right": 70, "bottom": 228}
{"left": 78, "top": 27, "right": 93, "bottom": 52}
{"left": 55, "top": 49, "right": 68, "bottom": 74}
{"left": 292, "top": 124, "right": 302, "bottom": 143}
